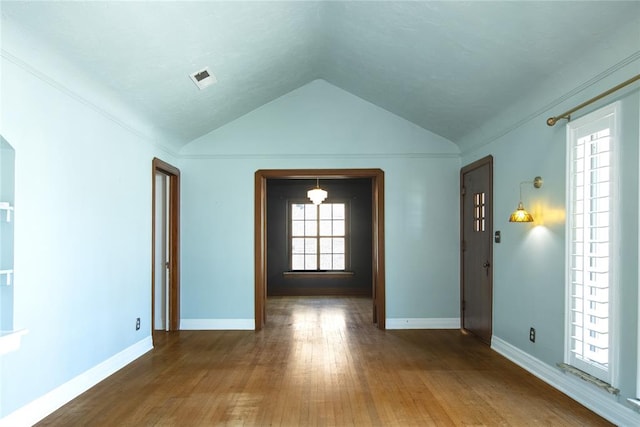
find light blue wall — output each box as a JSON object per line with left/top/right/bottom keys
{"left": 0, "top": 19, "right": 176, "bottom": 418}
{"left": 180, "top": 80, "right": 461, "bottom": 322}
{"left": 3, "top": 5, "right": 637, "bottom": 424}
{"left": 460, "top": 20, "right": 640, "bottom": 417}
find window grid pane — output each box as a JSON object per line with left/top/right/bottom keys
{"left": 291, "top": 221, "right": 305, "bottom": 236}
{"left": 473, "top": 192, "right": 486, "bottom": 232}
{"left": 290, "top": 202, "right": 346, "bottom": 271}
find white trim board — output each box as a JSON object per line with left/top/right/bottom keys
{"left": 180, "top": 318, "right": 255, "bottom": 330}
{"left": 491, "top": 336, "right": 640, "bottom": 426}
{"left": 386, "top": 318, "right": 460, "bottom": 330}
{"left": 0, "top": 336, "right": 153, "bottom": 427}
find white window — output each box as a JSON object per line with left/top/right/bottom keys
{"left": 290, "top": 202, "right": 346, "bottom": 271}
{"left": 565, "top": 102, "right": 619, "bottom": 385}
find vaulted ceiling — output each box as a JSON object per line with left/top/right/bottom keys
{"left": 2, "top": 1, "right": 638, "bottom": 150}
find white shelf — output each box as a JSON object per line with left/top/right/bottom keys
{"left": 0, "top": 329, "right": 28, "bottom": 355}
{"left": 0, "top": 201, "right": 13, "bottom": 222}
{"left": 0, "top": 269, "right": 13, "bottom": 286}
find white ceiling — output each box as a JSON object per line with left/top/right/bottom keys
{"left": 2, "top": 1, "right": 639, "bottom": 150}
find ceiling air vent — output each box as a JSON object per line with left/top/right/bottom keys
{"left": 189, "top": 67, "right": 217, "bottom": 90}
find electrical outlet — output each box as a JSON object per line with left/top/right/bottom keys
{"left": 529, "top": 327, "right": 536, "bottom": 343}
{"left": 136, "top": 318, "right": 141, "bottom": 331}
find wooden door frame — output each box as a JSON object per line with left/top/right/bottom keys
{"left": 152, "top": 158, "right": 181, "bottom": 333}
{"left": 460, "top": 155, "right": 493, "bottom": 342}
{"left": 254, "top": 168, "right": 385, "bottom": 331}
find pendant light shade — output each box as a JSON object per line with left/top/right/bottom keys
{"left": 307, "top": 178, "right": 327, "bottom": 205}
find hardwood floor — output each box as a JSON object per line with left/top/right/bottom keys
{"left": 37, "top": 297, "right": 612, "bottom": 426}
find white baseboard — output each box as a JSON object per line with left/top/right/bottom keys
{"left": 180, "top": 318, "right": 255, "bottom": 330}
{"left": 491, "top": 336, "right": 640, "bottom": 426}
{"left": 386, "top": 317, "right": 460, "bottom": 329}
{"left": 0, "top": 336, "right": 153, "bottom": 427}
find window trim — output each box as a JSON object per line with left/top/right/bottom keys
{"left": 282, "top": 271, "right": 355, "bottom": 279}
{"left": 564, "top": 101, "right": 621, "bottom": 387}
{"left": 287, "top": 199, "right": 350, "bottom": 272}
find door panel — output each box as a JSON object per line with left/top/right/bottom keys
{"left": 461, "top": 156, "right": 493, "bottom": 344}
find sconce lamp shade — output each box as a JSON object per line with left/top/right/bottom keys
{"left": 307, "top": 187, "right": 327, "bottom": 205}
{"left": 509, "top": 176, "right": 542, "bottom": 223}
{"left": 509, "top": 202, "right": 534, "bottom": 223}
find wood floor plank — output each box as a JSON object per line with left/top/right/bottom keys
{"left": 36, "top": 296, "right": 612, "bottom": 426}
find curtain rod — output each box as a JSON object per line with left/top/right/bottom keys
{"left": 546, "top": 74, "right": 640, "bottom": 126}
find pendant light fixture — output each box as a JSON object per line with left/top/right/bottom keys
{"left": 307, "top": 178, "right": 327, "bottom": 205}
{"left": 509, "top": 176, "right": 542, "bottom": 223}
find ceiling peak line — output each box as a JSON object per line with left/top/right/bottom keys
{"left": 177, "top": 152, "right": 461, "bottom": 161}
{"left": 1, "top": 48, "right": 179, "bottom": 155}
{"left": 546, "top": 73, "right": 640, "bottom": 127}
{"left": 458, "top": 51, "right": 640, "bottom": 156}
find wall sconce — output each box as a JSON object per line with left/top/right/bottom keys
{"left": 509, "top": 176, "right": 543, "bottom": 223}
{"left": 307, "top": 178, "right": 327, "bottom": 205}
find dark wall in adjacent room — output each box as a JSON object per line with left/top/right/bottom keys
{"left": 266, "top": 178, "right": 373, "bottom": 296}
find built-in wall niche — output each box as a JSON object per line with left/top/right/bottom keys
{"left": 1, "top": 135, "right": 15, "bottom": 332}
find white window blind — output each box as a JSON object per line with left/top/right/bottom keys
{"left": 566, "top": 103, "right": 619, "bottom": 384}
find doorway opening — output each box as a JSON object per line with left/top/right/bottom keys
{"left": 152, "top": 158, "right": 181, "bottom": 339}
{"left": 255, "top": 169, "right": 385, "bottom": 331}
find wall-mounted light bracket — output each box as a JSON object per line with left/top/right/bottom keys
{"left": 532, "top": 176, "right": 543, "bottom": 189}
{"left": 509, "top": 176, "right": 542, "bottom": 223}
